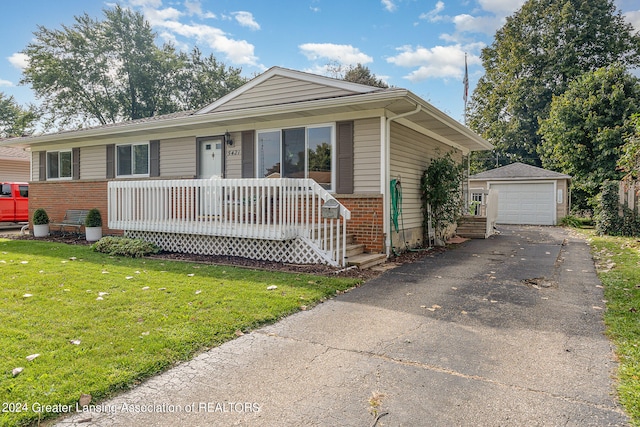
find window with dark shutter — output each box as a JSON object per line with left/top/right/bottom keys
{"left": 241, "top": 130, "right": 255, "bottom": 178}
{"left": 336, "top": 121, "right": 354, "bottom": 194}
{"left": 106, "top": 144, "right": 115, "bottom": 179}
{"left": 150, "top": 140, "right": 160, "bottom": 177}
{"left": 72, "top": 148, "right": 80, "bottom": 180}
{"left": 38, "top": 151, "right": 46, "bottom": 181}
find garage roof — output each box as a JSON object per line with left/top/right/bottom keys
{"left": 470, "top": 162, "right": 571, "bottom": 181}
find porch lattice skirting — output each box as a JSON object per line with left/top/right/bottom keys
{"left": 109, "top": 178, "right": 351, "bottom": 266}
{"left": 126, "top": 231, "right": 329, "bottom": 265}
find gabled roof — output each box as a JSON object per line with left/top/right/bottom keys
{"left": 470, "top": 162, "right": 571, "bottom": 181}
{"left": 2, "top": 66, "right": 492, "bottom": 153}
{"left": 197, "top": 66, "right": 383, "bottom": 114}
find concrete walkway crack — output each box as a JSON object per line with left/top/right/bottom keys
{"left": 257, "top": 329, "right": 626, "bottom": 416}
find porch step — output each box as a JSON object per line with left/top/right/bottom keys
{"left": 345, "top": 243, "right": 365, "bottom": 258}
{"left": 346, "top": 253, "right": 387, "bottom": 269}
{"left": 457, "top": 216, "right": 488, "bottom": 239}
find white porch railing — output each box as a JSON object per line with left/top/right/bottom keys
{"left": 468, "top": 188, "right": 499, "bottom": 236}
{"left": 108, "top": 178, "right": 351, "bottom": 266}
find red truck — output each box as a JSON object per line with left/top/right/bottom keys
{"left": 0, "top": 182, "right": 29, "bottom": 223}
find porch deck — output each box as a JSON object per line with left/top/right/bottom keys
{"left": 108, "top": 178, "right": 351, "bottom": 266}
{"left": 457, "top": 188, "right": 499, "bottom": 239}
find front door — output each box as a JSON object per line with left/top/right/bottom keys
{"left": 198, "top": 137, "right": 225, "bottom": 216}
{"left": 198, "top": 137, "right": 224, "bottom": 179}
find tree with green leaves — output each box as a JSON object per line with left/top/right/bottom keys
{"left": 538, "top": 66, "right": 640, "bottom": 208}
{"left": 343, "top": 64, "right": 388, "bottom": 88}
{"left": 0, "top": 93, "right": 37, "bottom": 138}
{"left": 20, "top": 5, "right": 246, "bottom": 130}
{"left": 468, "top": 0, "right": 640, "bottom": 171}
{"left": 420, "top": 152, "right": 463, "bottom": 245}
{"left": 175, "top": 47, "right": 247, "bottom": 111}
{"left": 618, "top": 114, "right": 640, "bottom": 182}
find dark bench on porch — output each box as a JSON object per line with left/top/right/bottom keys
{"left": 50, "top": 209, "right": 89, "bottom": 235}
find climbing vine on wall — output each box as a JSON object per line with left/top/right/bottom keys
{"left": 420, "top": 152, "right": 463, "bottom": 244}
{"left": 595, "top": 180, "right": 640, "bottom": 236}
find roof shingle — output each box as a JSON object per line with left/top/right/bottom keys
{"left": 470, "top": 162, "right": 571, "bottom": 180}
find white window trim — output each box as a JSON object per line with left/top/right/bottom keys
{"left": 116, "top": 142, "right": 150, "bottom": 178}
{"left": 46, "top": 150, "right": 73, "bottom": 181}
{"left": 256, "top": 123, "right": 335, "bottom": 192}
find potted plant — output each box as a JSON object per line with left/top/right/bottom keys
{"left": 84, "top": 208, "right": 103, "bottom": 242}
{"left": 32, "top": 208, "right": 49, "bottom": 238}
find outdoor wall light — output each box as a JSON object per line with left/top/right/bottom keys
{"left": 225, "top": 131, "right": 234, "bottom": 146}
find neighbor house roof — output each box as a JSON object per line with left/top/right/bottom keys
{"left": 0, "top": 146, "right": 29, "bottom": 162}
{"left": 470, "top": 162, "right": 571, "bottom": 181}
{"left": 2, "top": 66, "right": 492, "bottom": 154}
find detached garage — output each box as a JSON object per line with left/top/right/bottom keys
{"left": 469, "top": 162, "right": 571, "bottom": 225}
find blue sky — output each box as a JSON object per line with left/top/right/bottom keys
{"left": 1, "top": 0, "right": 639, "bottom": 125}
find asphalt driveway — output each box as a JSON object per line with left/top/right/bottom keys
{"left": 55, "top": 225, "right": 629, "bottom": 426}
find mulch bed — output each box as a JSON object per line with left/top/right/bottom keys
{"left": 3, "top": 231, "right": 447, "bottom": 280}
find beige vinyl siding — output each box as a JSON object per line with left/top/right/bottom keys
{"left": 0, "top": 159, "right": 29, "bottom": 182}
{"left": 214, "top": 76, "right": 356, "bottom": 113}
{"left": 224, "top": 131, "right": 242, "bottom": 179}
{"left": 79, "top": 146, "right": 106, "bottom": 180}
{"left": 159, "top": 137, "right": 196, "bottom": 178}
{"left": 353, "top": 118, "right": 381, "bottom": 193}
{"left": 31, "top": 152, "right": 39, "bottom": 181}
{"left": 556, "top": 179, "right": 568, "bottom": 220}
{"left": 390, "top": 122, "right": 461, "bottom": 231}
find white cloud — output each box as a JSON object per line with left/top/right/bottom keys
{"left": 420, "top": 1, "right": 445, "bottom": 22}
{"left": 478, "top": 0, "right": 525, "bottom": 15}
{"left": 624, "top": 10, "right": 640, "bottom": 31}
{"left": 158, "top": 31, "right": 189, "bottom": 50}
{"left": 127, "top": 0, "right": 162, "bottom": 8}
{"left": 158, "top": 20, "right": 258, "bottom": 64}
{"left": 387, "top": 45, "right": 480, "bottom": 82}
{"left": 126, "top": 0, "right": 258, "bottom": 66}
{"left": 233, "top": 11, "right": 260, "bottom": 30}
{"left": 299, "top": 43, "right": 373, "bottom": 65}
{"left": 143, "top": 6, "right": 183, "bottom": 25}
{"left": 0, "top": 79, "right": 13, "bottom": 87}
{"left": 381, "top": 0, "right": 396, "bottom": 12}
{"left": 453, "top": 13, "right": 505, "bottom": 36}
{"left": 184, "top": 1, "right": 216, "bottom": 19}
{"left": 8, "top": 53, "right": 29, "bottom": 70}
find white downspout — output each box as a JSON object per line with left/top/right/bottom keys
{"left": 382, "top": 103, "right": 422, "bottom": 257}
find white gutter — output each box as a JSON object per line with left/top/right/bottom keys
{"left": 382, "top": 103, "right": 422, "bottom": 258}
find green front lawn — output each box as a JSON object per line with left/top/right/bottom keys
{"left": 0, "top": 239, "right": 361, "bottom": 427}
{"left": 582, "top": 231, "right": 640, "bottom": 425}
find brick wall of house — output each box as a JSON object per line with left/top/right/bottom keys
{"left": 28, "top": 180, "right": 387, "bottom": 253}
{"left": 337, "top": 195, "right": 384, "bottom": 253}
{"left": 29, "top": 180, "right": 112, "bottom": 234}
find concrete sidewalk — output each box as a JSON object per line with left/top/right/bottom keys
{"left": 54, "top": 226, "right": 629, "bottom": 426}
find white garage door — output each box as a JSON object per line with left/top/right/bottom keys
{"left": 491, "top": 182, "right": 555, "bottom": 225}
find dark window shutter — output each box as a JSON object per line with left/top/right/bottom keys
{"left": 336, "top": 121, "right": 354, "bottom": 194}
{"left": 106, "top": 144, "right": 115, "bottom": 179}
{"left": 195, "top": 138, "right": 201, "bottom": 178}
{"left": 38, "top": 151, "right": 46, "bottom": 181}
{"left": 72, "top": 148, "right": 80, "bottom": 180}
{"left": 149, "top": 140, "right": 160, "bottom": 177}
{"left": 241, "top": 130, "right": 255, "bottom": 178}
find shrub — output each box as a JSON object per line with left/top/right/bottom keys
{"left": 595, "top": 181, "right": 621, "bottom": 235}
{"left": 595, "top": 180, "right": 640, "bottom": 236}
{"left": 33, "top": 208, "right": 49, "bottom": 225}
{"left": 92, "top": 236, "right": 160, "bottom": 258}
{"left": 85, "top": 208, "right": 102, "bottom": 227}
{"left": 559, "top": 215, "right": 582, "bottom": 228}
{"left": 421, "top": 152, "right": 463, "bottom": 245}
